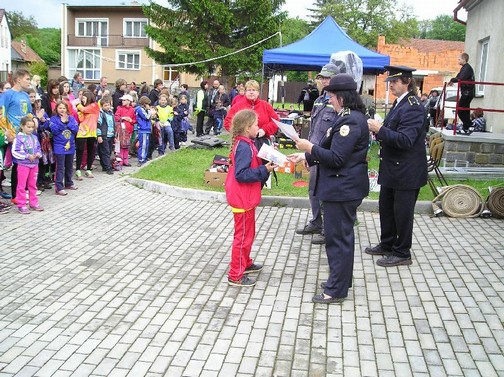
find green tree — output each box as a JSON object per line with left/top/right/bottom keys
{"left": 6, "top": 11, "right": 37, "bottom": 39}
{"left": 278, "top": 17, "right": 310, "bottom": 82}
{"left": 310, "top": 0, "right": 419, "bottom": 48}
{"left": 26, "top": 29, "right": 61, "bottom": 66}
{"left": 28, "top": 61, "right": 48, "bottom": 88}
{"left": 424, "top": 15, "right": 466, "bottom": 41}
{"left": 142, "top": 0, "right": 286, "bottom": 81}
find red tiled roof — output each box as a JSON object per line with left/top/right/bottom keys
{"left": 11, "top": 40, "right": 44, "bottom": 63}
{"left": 399, "top": 38, "right": 465, "bottom": 53}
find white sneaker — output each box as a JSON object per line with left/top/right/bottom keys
{"left": 180, "top": 142, "right": 186, "bottom": 146}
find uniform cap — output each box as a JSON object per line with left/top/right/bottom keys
{"left": 384, "top": 65, "right": 416, "bottom": 82}
{"left": 316, "top": 63, "right": 341, "bottom": 79}
{"left": 323, "top": 74, "right": 357, "bottom": 92}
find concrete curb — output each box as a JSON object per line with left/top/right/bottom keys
{"left": 126, "top": 177, "right": 435, "bottom": 215}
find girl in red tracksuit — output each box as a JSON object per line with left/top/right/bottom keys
{"left": 225, "top": 110, "right": 276, "bottom": 287}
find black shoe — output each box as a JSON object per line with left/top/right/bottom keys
{"left": 364, "top": 244, "right": 391, "bottom": 256}
{"left": 106, "top": 170, "right": 114, "bottom": 175}
{"left": 245, "top": 263, "right": 263, "bottom": 274}
{"left": 296, "top": 223, "right": 322, "bottom": 235}
{"left": 311, "top": 234, "right": 325, "bottom": 245}
{"left": 228, "top": 276, "right": 256, "bottom": 287}
{"left": 312, "top": 293, "right": 345, "bottom": 304}
{"left": 376, "top": 254, "right": 412, "bottom": 267}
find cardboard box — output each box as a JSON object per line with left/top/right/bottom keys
{"left": 276, "top": 161, "right": 295, "bottom": 174}
{"left": 294, "top": 162, "right": 310, "bottom": 179}
{"left": 204, "top": 170, "right": 227, "bottom": 187}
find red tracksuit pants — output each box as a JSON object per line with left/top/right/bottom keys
{"left": 229, "top": 208, "right": 255, "bottom": 281}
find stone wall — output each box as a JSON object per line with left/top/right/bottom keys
{"left": 440, "top": 132, "right": 504, "bottom": 167}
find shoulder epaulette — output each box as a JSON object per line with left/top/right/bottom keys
{"left": 407, "top": 95, "right": 420, "bottom": 106}
{"left": 339, "top": 108, "right": 351, "bottom": 116}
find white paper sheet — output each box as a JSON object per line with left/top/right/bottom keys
{"left": 272, "top": 118, "right": 300, "bottom": 141}
{"left": 257, "top": 143, "right": 288, "bottom": 165}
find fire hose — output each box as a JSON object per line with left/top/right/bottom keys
{"left": 431, "top": 185, "right": 484, "bottom": 218}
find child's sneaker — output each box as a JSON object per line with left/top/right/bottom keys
{"left": 75, "top": 170, "right": 83, "bottom": 181}
{"left": 18, "top": 206, "right": 30, "bottom": 215}
{"left": 85, "top": 170, "right": 94, "bottom": 178}
{"left": 245, "top": 263, "right": 263, "bottom": 274}
{"left": 30, "top": 205, "right": 44, "bottom": 211}
{"left": 228, "top": 276, "right": 256, "bottom": 287}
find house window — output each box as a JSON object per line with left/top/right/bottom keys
{"left": 68, "top": 49, "right": 101, "bottom": 80}
{"left": 117, "top": 51, "right": 141, "bottom": 70}
{"left": 163, "top": 66, "right": 179, "bottom": 81}
{"left": 124, "top": 19, "right": 147, "bottom": 38}
{"left": 477, "top": 38, "right": 489, "bottom": 96}
{"left": 76, "top": 19, "right": 108, "bottom": 46}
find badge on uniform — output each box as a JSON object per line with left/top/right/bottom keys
{"left": 340, "top": 125, "right": 350, "bottom": 137}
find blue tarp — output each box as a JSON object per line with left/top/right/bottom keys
{"left": 262, "top": 16, "right": 390, "bottom": 74}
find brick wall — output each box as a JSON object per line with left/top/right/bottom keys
{"left": 376, "top": 36, "right": 464, "bottom": 101}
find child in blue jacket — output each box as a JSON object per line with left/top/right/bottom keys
{"left": 135, "top": 96, "right": 155, "bottom": 166}
{"left": 49, "top": 101, "right": 79, "bottom": 195}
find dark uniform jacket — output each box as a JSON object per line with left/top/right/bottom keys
{"left": 306, "top": 108, "right": 370, "bottom": 202}
{"left": 375, "top": 92, "right": 427, "bottom": 190}
{"left": 308, "top": 94, "right": 338, "bottom": 145}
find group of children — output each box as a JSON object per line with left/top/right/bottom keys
{"left": 0, "top": 85, "right": 192, "bottom": 215}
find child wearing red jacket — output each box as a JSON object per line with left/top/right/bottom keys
{"left": 225, "top": 110, "right": 276, "bottom": 287}
{"left": 114, "top": 94, "right": 137, "bottom": 166}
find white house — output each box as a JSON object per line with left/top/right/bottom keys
{"left": 457, "top": 0, "right": 504, "bottom": 133}
{"left": 0, "top": 9, "right": 11, "bottom": 81}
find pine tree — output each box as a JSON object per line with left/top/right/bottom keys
{"left": 143, "top": 0, "right": 286, "bottom": 79}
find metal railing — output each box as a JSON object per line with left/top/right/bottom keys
{"left": 436, "top": 80, "right": 504, "bottom": 135}
{"left": 67, "top": 34, "right": 149, "bottom": 48}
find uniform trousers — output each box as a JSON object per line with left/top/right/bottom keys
{"left": 229, "top": 209, "right": 255, "bottom": 281}
{"left": 323, "top": 199, "right": 361, "bottom": 299}
{"left": 308, "top": 166, "right": 323, "bottom": 230}
{"left": 16, "top": 164, "right": 39, "bottom": 209}
{"left": 379, "top": 186, "right": 420, "bottom": 258}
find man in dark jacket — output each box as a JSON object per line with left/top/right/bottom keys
{"left": 449, "top": 53, "right": 475, "bottom": 134}
{"left": 297, "top": 80, "right": 319, "bottom": 112}
{"left": 366, "top": 65, "right": 428, "bottom": 267}
{"left": 296, "top": 63, "right": 341, "bottom": 245}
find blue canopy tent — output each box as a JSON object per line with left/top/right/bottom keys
{"left": 262, "top": 16, "right": 390, "bottom": 74}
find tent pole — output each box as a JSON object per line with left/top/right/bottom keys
{"left": 260, "top": 64, "right": 265, "bottom": 99}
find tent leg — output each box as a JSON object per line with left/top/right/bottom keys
{"left": 260, "top": 64, "right": 265, "bottom": 99}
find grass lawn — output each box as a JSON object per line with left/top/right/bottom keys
{"left": 133, "top": 137, "right": 502, "bottom": 201}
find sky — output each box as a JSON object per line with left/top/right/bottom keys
{"left": 3, "top": 0, "right": 464, "bottom": 29}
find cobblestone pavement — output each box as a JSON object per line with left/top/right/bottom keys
{"left": 0, "top": 163, "right": 503, "bottom": 377}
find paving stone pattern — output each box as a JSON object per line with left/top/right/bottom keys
{"left": 0, "top": 170, "right": 503, "bottom": 376}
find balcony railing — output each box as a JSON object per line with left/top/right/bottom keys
{"left": 67, "top": 34, "right": 149, "bottom": 48}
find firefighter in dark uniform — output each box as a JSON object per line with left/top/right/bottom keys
{"left": 366, "top": 65, "right": 428, "bottom": 267}
{"left": 296, "top": 63, "right": 341, "bottom": 245}
{"left": 297, "top": 80, "right": 320, "bottom": 113}
{"left": 290, "top": 74, "right": 370, "bottom": 304}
